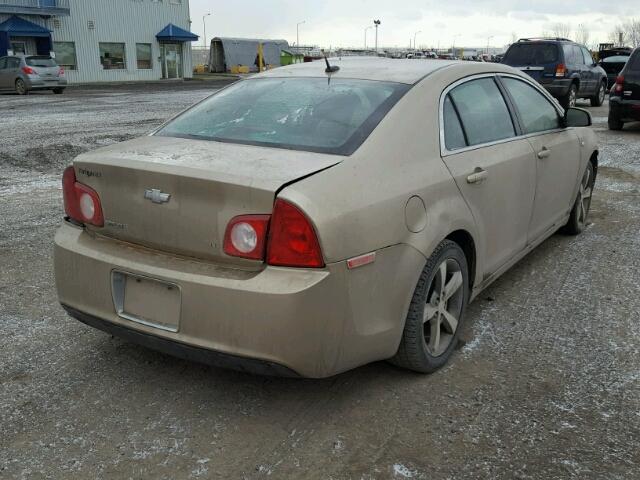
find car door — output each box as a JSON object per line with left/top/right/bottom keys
{"left": 0, "top": 57, "right": 8, "bottom": 89}
{"left": 499, "top": 76, "right": 581, "bottom": 242}
{"left": 440, "top": 76, "right": 537, "bottom": 277}
{"left": 573, "top": 45, "right": 593, "bottom": 95}
{"left": 581, "top": 46, "right": 597, "bottom": 93}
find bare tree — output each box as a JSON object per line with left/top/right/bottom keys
{"left": 550, "top": 22, "right": 572, "bottom": 39}
{"left": 609, "top": 25, "right": 627, "bottom": 46}
{"left": 575, "top": 24, "right": 590, "bottom": 46}
{"left": 511, "top": 32, "right": 518, "bottom": 44}
{"left": 623, "top": 18, "right": 640, "bottom": 47}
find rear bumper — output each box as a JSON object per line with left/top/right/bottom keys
{"left": 609, "top": 97, "right": 640, "bottom": 121}
{"left": 62, "top": 304, "right": 300, "bottom": 377}
{"left": 25, "top": 75, "right": 67, "bottom": 89}
{"left": 54, "top": 221, "right": 423, "bottom": 378}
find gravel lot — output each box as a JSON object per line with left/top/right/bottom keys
{"left": 1, "top": 84, "right": 639, "bottom": 480}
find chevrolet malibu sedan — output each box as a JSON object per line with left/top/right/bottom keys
{"left": 54, "top": 58, "right": 598, "bottom": 378}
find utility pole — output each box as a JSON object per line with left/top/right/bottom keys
{"left": 414, "top": 30, "right": 422, "bottom": 51}
{"left": 364, "top": 26, "right": 372, "bottom": 50}
{"left": 296, "top": 20, "right": 306, "bottom": 54}
{"left": 452, "top": 34, "right": 460, "bottom": 56}
{"left": 373, "top": 19, "right": 381, "bottom": 53}
{"left": 202, "top": 13, "right": 211, "bottom": 49}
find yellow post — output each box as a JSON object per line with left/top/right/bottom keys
{"left": 257, "top": 43, "right": 264, "bottom": 72}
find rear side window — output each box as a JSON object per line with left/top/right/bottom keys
{"left": 158, "top": 77, "right": 410, "bottom": 156}
{"left": 502, "top": 78, "right": 561, "bottom": 134}
{"left": 26, "top": 56, "right": 57, "bottom": 67}
{"left": 7, "top": 58, "right": 20, "bottom": 69}
{"left": 443, "top": 96, "right": 466, "bottom": 150}
{"left": 448, "top": 78, "right": 515, "bottom": 147}
{"left": 564, "top": 45, "right": 584, "bottom": 65}
{"left": 504, "top": 43, "right": 559, "bottom": 65}
{"left": 0, "top": 57, "right": 6, "bottom": 69}
{"left": 629, "top": 52, "right": 640, "bottom": 71}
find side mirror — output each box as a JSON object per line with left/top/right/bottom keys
{"left": 565, "top": 107, "right": 592, "bottom": 127}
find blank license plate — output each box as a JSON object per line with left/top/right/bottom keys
{"left": 111, "top": 271, "right": 181, "bottom": 332}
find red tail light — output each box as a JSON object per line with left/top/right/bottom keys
{"left": 59, "top": 67, "right": 65, "bottom": 76}
{"left": 267, "top": 199, "right": 324, "bottom": 268}
{"left": 62, "top": 166, "right": 104, "bottom": 227}
{"left": 223, "top": 215, "right": 270, "bottom": 260}
{"left": 614, "top": 75, "right": 625, "bottom": 93}
{"left": 555, "top": 63, "right": 566, "bottom": 78}
{"left": 21, "top": 66, "right": 35, "bottom": 75}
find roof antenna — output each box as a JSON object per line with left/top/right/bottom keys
{"left": 322, "top": 49, "right": 340, "bottom": 73}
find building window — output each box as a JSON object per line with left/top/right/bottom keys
{"left": 99, "top": 42, "right": 126, "bottom": 70}
{"left": 136, "top": 43, "right": 152, "bottom": 69}
{"left": 53, "top": 42, "right": 77, "bottom": 70}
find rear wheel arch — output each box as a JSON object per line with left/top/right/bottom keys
{"left": 589, "top": 150, "right": 598, "bottom": 179}
{"left": 445, "top": 230, "right": 476, "bottom": 290}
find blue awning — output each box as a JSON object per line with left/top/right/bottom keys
{"left": 0, "top": 15, "right": 51, "bottom": 37}
{"left": 156, "top": 24, "right": 199, "bottom": 42}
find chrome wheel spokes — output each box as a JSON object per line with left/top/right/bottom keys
{"left": 423, "top": 258, "right": 464, "bottom": 357}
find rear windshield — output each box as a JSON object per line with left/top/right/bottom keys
{"left": 156, "top": 77, "right": 409, "bottom": 155}
{"left": 26, "top": 56, "right": 57, "bottom": 67}
{"left": 503, "top": 43, "right": 559, "bottom": 65}
{"left": 602, "top": 55, "right": 630, "bottom": 63}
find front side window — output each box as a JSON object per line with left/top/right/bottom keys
{"left": 157, "top": 77, "right": 409, "bottom": 155}
{"left": 136, "top": 43, "right": 152, "bottom": 69}
{"left": 53, "top": 42, "right": 77, "bottom": 70}
{"left": 502, "top": 77, "right": 561, "bottom": 134}
{"left": 448, "top": 77, "right": 515, "bottom": 146}
{"left": 99, "top": 42, "right": 126, "bottom": 70}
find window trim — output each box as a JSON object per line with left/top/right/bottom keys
{"left": 439, "top": 72, "right": 566, "bottom": 157}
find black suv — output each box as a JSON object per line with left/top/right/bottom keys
{"left": 502, "top": 38, "right": 608, "bottom": 109}
{"left": 608, "top": 47, "right": 640, "bottom": 130}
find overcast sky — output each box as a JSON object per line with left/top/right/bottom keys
{"left": 189, "top": 0, "right": 637, "bottom": 50}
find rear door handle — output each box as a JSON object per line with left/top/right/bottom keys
{"left": 466, "top": 168, "right": 488, "bottom": 184}
{"left": 537, "top": 147, "right": 551, "bottom": 159}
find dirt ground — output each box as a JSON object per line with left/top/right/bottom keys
{"left": 1, "top": 84, "right": 639, "bottom": 480}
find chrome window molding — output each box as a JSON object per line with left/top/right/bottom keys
{"left": 439, "top": 72, "right": 567, "bottom": 157}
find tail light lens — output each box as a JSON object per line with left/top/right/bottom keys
{"left": 59, "top": 67, "right": 65, "bottom": 76}
{"left": 62, "top": 166, "right": 104, "bottom": 227}
{"left": 614, "top": 75, "right": 625, "bottom": 94}
{"left": 267, "top": 199, "right": 324, "bottom": 268}
{"left": 21, "top": 66, "right": 35, "bottom": 75}
{"left": 555, "top": 63, "right": 566, "bottom": 78}
{"left": 223, "top": 215, "right": 270, "bottom": 260}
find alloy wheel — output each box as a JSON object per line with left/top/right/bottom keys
{"left": 598, "top": 84, "right": 605, "bottom": 104}
{"left": 569, "top": 87, "right": 577, "bottom": 107}
{"left": 578, "top": 166, "right": 593, "bottom": 227}
{"left": 15, "top": 79, "right": 26, "bottom": 95}
{"left": 423, "top": 258, "right": 465, "bottom": 357}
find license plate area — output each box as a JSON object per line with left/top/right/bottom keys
{"left": 111, "top": 271, "right": 181, "bottom": 332}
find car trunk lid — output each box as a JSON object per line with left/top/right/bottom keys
{"left": 72, "top": 136, "right": 341, "bottom": 266}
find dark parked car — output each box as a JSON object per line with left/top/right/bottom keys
{"left": 609, "top": 47, "right": 640, "bottom": 130}
{"left": 598, "top": 47, "right": 632, "bottom": 88}
{"left": 0, "top": 55, "right": 66, "bottom": 95}
{"left": 502, "top": 38, "right": 607, "bottom": 109}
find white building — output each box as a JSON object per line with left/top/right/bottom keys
{"left": 0, "top": 0, "right": 198, "bottom": 83}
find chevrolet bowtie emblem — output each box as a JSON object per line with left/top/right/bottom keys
{"left": 144, "top": 189, "right": 171, "bottom": 204}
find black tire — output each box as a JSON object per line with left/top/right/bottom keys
{"left": 389, "top": 240, "right": 469, "bottom": 373}
{"left": 590, "top": 80, "right": 606, "bottom": 107}
{"left": 562, "top": 161, "right": 595, "bottom": 235}
{"left": 608, "top": 111, "right": 624, "bottom": 131}
{"left": 560, "top": 83, "right": 578, "bottom": 110}
{"left": 52, "top": 88, "right": 65, "bottom": 94}
{"left": 15, "top": 78, "right": 28, "bottom": 95}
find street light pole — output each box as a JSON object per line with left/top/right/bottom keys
{"left": 373, "top": 19, "right": 381, "bottom": 53}
{"left": 296, "top": 20, "right": 306, "bottom": 54}
{"left": 452, "top": 34, "right": 461, "bottom": 56}
{"left": 202, "top": 13, "right": 211, "bottom": 49}
{"left": 414, "top": 30, "right": 422, "bottom": 51}
{"left": 364, "top": 26, "right": 372, "bottom": 50}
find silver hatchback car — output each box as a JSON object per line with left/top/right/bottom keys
{"left": 0, "top": 55, "right": 67, "bottom": 95}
